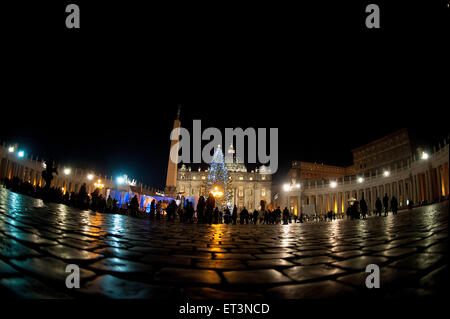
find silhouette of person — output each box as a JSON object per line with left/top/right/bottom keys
{"left": 383, "top": 193, "right": 389, "bottom": 216}
{"left": 232, "top": 205, "right": 238, "bottom": 224}
{"left": 391, "top": 196, "right": 398, "bottom": 215}
{"left": 360, "top": 196, "right": 368, "bottom": 219}
{"left": 375, "top": 197, "right": 382, "bottom": 216}
{"left": 282, "top": 207, "right": 289, "bottom": 224}
{"left": 206, "top": 193, "right": 215, "bottom": 224}
{"left": 197, "top": 196, "right": 206, "bottom": 223}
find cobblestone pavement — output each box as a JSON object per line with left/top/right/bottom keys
{"left": 0, "top": 188, "right": 448, "bottom": 299}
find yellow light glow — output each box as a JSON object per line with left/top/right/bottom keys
{"left": 212, "top": 186, "right": 224, "bottom": 198}
{"left": 94, "top": 179, "right": 105, "bottom": 189}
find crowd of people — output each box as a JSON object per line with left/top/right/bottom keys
{"left": 1, "top": 176, "right": 153, "bottom": 217}
{"left": 345, "top": 193, "right": 401, "bottom": 220}
{"left": 157, "top": 192, "right": 407, "bottom": 225}
{"left": 2, "top": 175, "right": 412, "bottom": 224}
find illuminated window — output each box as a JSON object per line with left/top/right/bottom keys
{"left": 250, "top": 177, "right": 253, "bottom": 180}
{"left": 239, "top": 176, "right": 243, "bottom": 180}
{"left": 192, "top": 176, "right": 196, "bottom": 180}
{"left": 239, "top": 186, "right": 243, "bottom": 197}
{"left": 261, "top": 188, "right": 266, "bottom": 196}
{"left": 202, "top": 176, "right": 205, "bottom": 180}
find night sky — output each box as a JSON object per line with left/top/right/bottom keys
{"left": 1, "top": 2, "right": 448, "bottom": 190}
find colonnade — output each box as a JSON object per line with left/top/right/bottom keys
{"left": 286, "top": 142, "right": 449, "bottom": 216}
{"left": 0, "top": 142, "right": 161, "bottom": 196}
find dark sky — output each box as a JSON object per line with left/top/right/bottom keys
{"left": 1, "top": 2, "right": 448, "bottom": 189}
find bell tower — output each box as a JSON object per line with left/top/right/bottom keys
{"left": 165, "top": 104, "right": 181, "bottom": 197}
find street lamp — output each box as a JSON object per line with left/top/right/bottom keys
{"left": 17, "top": 150, "right": 24, "bottom": 158}
{"left": 8, "top": 146, "right": 15, "bottom": 153}
{"left": 64, "top": 168, "right": 71, "bottom": 175}
{"left": 87, "top": 174, "right": 94, "bottom": 180}
{"left": 116, "top": 176, "right": 125, "bottom": 184}
{"left": 330, "top": 181, "right": 337, "bottom": 188}
{"left": 383, "top": 171, "right": 390, "bottom": 177}
{"left": 358, "top": 177, "right": 364, "bottom": 183}
{"left": 421, "top": 152, "right": 429, "bottom": 160}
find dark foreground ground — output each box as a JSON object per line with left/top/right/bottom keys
{"left": 0, "top": 187, "right": 448, "bottom": 299}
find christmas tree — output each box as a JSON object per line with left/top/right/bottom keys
{"left": 206, "top": 145, "right": 231, "bottom": 209}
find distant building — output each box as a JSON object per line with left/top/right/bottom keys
{"left": 176, "top": 144, "right": 272, "bottom": 210}
{"left": 279, "top": 129, "right": 449, "bottom": 216}
{"left": 289, "top": 161, "right": 355, "bottom": 182}
{"left": 351, "top": 128, "right": 412, "bottom": 175}
{"left": 289, "top": 128, "right": 412, "bottom": 183}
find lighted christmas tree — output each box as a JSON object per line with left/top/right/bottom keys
{"left": 206, "top": 145, "right": 231, "bottom": 209}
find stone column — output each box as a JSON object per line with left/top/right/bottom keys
{"left": 415, "top": 174, "right": 420, "bottom": 203}
{"left": 331, "top": 193, "right": 339, "bottom": 213}
{"left": 314, "top": 195, "right": 318, "bottom": 214}
{"left": 408, "top": 177, "right": 413, "bottom": 202}
{"left": 372, "top": 187, "right": 376, "bottom": 210}
{"left": 444, "top": 163, "right": 450, "bottom": 197}
{"left": 322, "top": 194, "right": 326, "bottom": 214}
{"left": 344, "top": 192, "right": 347, "bottom": 213}
{"left": 425, "top": 170, "right": 432, "bottom": 202}
{"left": 396, "top": 181, "right": 400, "bottom": 202}
{"left": 400, "top": 179, "right": 404, "bottom": 204}
{"left": 435, "top": 167, "right": 441, "bottom": 199}
{"left": 337, "top": 192, "right": 341, "bottom": 214}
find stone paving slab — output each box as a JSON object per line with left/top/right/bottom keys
{"left": 0, "top": 276, "right": 73, "bottom": 299}
{"left": 10, "top": 257, "right": 96, "bottom": 282}
{"left": 0, "top": 259, "right": 19, "bottom": 275}
{"left": 0, "top": 188, "right": 448, "bottom": 299}
{"left": 43, "top": 245, "right": 103, "bottom": 261}
{"left": 182, "top": 287, "right": 264, "bottom": 299}
{"left": 283, "top": 264, "right": 346, "bottom": 282}
{"left": 267, "top": 280, "right": 358, "bottom": 299}
{"left": 223, "top": 269, "right": 292, "bottom": 285}
{"left": 78, "top": 274, "right": 175, "bottom": 299}
{"left": 155, "top": 267, "right": 221, "bottom": 284}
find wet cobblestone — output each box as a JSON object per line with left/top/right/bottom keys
{"left": 0, "top": 188, "right": 448, "bottom": 299}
